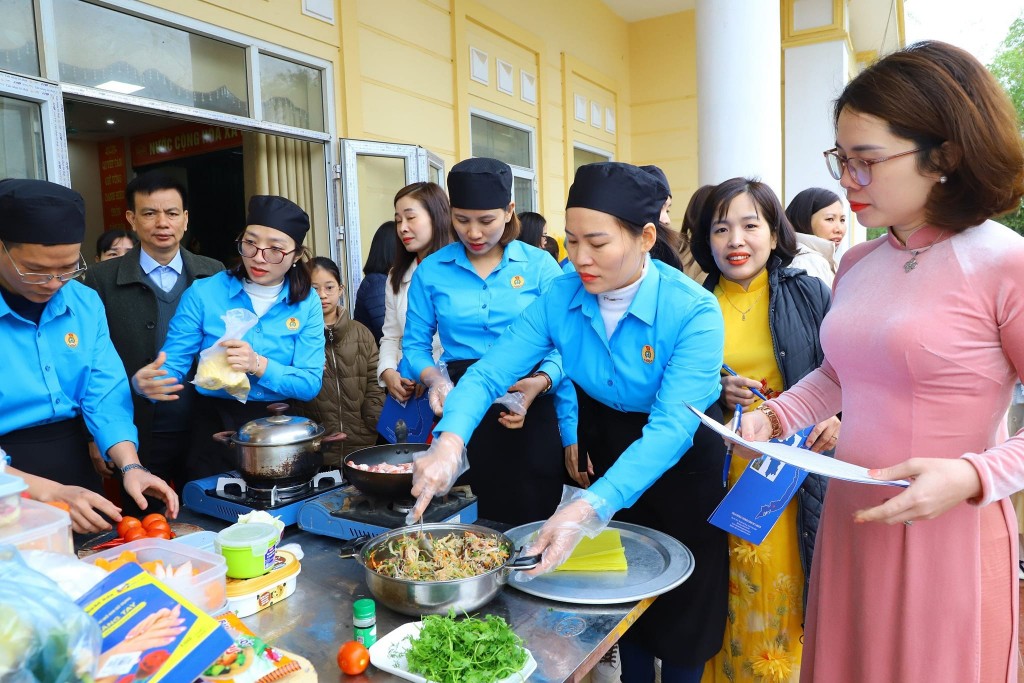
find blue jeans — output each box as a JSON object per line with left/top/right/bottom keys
{"left": 620, "top": 640, "right": 704, "bottom": 683}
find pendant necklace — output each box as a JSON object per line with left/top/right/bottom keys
{"left": 903, "top": 230, "right": 944, "bottom": 273}
{"left": 722, "top": 286, "right": 766, "bottom": 321}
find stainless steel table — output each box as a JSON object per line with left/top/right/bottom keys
{"left": 174, "top": 509, "right": 652, "bottom": 682}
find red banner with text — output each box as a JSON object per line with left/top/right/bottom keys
{"left": 131, "top": 123, "right": 242, "bottom": 167}
{"left": 98, "top": 140, "right": 128, "bottom": 231}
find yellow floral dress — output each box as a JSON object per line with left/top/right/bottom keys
{"left": 702, "top": 271, "right": 805, "bottom": 683}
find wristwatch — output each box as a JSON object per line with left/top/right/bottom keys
{"left": 530, "top": 371, "right": 553, "bottom": 394}
{"left": 120, "top": 463, "right": 150, "bottom": 475}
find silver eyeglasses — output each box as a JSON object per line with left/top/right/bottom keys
{"left": 823, "top": 147, "right": 921, "bottom": 186}
{"left": 236, "top": 240, "right": 295, "bottom": 264}
{"left": 3, "top": 243, "right": 87, "bottom": 284}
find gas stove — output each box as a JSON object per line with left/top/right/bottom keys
{"left": 297, "top": 485, "right": 478, "bottom": 540}
{"left": 182, "top": 469, "right": 345, "bottom": 525}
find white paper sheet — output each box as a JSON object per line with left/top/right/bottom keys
{"left": 686, "top": 403, "right": 910, "bottom": 487}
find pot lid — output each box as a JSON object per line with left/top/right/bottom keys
{"left": 235, "top": 404, "right": 324, "bottom": 445}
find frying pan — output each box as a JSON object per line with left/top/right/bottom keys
{"left": 343, "top": 442, "right": 428, "bottom": 498}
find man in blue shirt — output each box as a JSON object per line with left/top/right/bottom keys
{"left": 83, "top": 172, "right": 222, "bottom": 496}
{"left": 0, "top": 179, "right": 178, "bottom": 533}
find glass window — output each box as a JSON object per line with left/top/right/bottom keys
{"left": 471, "top": 114, "right": 531, "bottom": 168}
{"left": 259, "top": 53, "right": 325, "bottom": 132}
{"left": 574, "top": 146, "right": 611, "bottom": 173}
{"left": 0, "top": 95, "right": 45, "bottom": 179}
{"left": 53, "top": 0, "right": 248, "bottom": 117}
{"left": 471, "top": 113, "right": 535, "bottom": 211}
{"left": 0, "top": 0, "right": 39, "bottom": 76}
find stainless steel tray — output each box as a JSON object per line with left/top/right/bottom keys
{"left": 504, "top": 520, "right": 694, "bottom": 605}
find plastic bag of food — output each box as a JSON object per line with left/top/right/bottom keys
{"left": 194, "top": 308, "right": 259, "bottom": 403}
{"left": 0, "top": 546, "right": 101, "bottom": 682}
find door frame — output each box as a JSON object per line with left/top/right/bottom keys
{"left": 0, "top": 72, "right": 70, "bottom": 185}
{"left": 338, "top": 139, "right": 445, "bottom": 297}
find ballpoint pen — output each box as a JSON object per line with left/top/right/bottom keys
{"left": 721, "top": 363, "right": 769, "bottom": 402}
{"left": 723, "top": 403, "right": 741, "bottom": 487}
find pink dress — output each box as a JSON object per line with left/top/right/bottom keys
{"left": 767, "top": 222, "right": 1022, "bottom": 683}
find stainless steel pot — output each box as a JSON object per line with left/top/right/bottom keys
{"left": 356, "top": 522, "right": 539, "bottom": 616}
{"left": 212, "top": 403, "right": 345, "bottom": 487}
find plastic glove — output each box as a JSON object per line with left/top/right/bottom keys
{"left": 422, "top": 361, "right": 454, "bottom": 417}
{"left": 521, "top": 485, "right": 614, "bottom": 579}
{"left": 407, "top": 432, "right": 468, "bottom": 523}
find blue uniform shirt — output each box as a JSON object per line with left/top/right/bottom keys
{"left": 404, "top": 240, "right": 577, "bottom": 446}
{"left": 160, "top": 271, "right": 324, "bottom": 402}
{"left": 0, "top": 280, "right": 138, "bottom": 456}
{"left": 436, "top": 257, "right": 724, "bottom": 514}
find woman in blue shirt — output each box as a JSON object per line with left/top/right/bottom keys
{"left": 403, "top": 157, "right": 575, "bottom": 526}
{"left": 410, "top": 162, "right": 728, "bottom": 683}
{"left": 133, "top": 195, "right": 324, "bottom": 481}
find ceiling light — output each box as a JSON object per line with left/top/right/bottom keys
{"left": 106, "top": 119, "right": 115, "bottom": 125}
{"left": 96, "top": 80, "right": 144, "bottom": 95}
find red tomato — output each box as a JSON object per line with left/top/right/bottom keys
{"left": 146, "top": 528, "right": 172, "bottom": 540}
{"left": 337, "top": 641, "right": 370, "bottom": 675}
{"left": 123, "top": 527, "right": 147, "bottom": 542}
{"left": 116, "top": 516, "right": 142, "bottom": 538}
{"left": 145, "top": 519, "right": 171, "bottom": 533}
{"left": 141, "top": 513, "right": 167, "bottom": 529}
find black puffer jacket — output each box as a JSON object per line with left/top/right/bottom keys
{"left": 705, "top": 257, "right": 832, "bottom": 602}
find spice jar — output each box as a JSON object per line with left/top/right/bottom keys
{"left": 353, "top": 598, "right": 377, "bottom": 646}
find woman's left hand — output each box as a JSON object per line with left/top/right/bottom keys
{"left": 854, "top": 457, "right": 982, "bottom": 525}
{"left": 805, "top": 416, "right": 841, "bottom": 453}
{"left": 220, "top": 339, "right": 257, "bottom": 373}
{"left": 497, "top": 376, "right": 545, "bottom": 429}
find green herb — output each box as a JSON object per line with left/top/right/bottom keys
{"left": 400, "top": 610, "right": 528, "bottom": 683}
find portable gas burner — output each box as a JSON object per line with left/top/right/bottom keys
{"left": 297, "top": 485, "right": 478, "bottom": 540}
{"left": 182, "top": 469, "right": 345, "bottom": 525}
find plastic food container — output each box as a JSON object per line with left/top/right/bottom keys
{"left": 0, "top": 498, "right": 72, "bottom": 553}
{"left": 0, "top": 472, "right": 28, "bottom": 527}
{"left": 215, "top": 522, "right": 279, "bottom": 579}
{"left": 83, "top": 537, "right": 228, "bottom": 614}
{"left": 224, "top": 550, "right": 300, "bottom": 617}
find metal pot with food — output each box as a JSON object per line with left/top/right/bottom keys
{"left": 356, "top": 522, "right": 539, "bottom": 616}
{"left": 212, "top": 403, "right": 345, "bottom": 488}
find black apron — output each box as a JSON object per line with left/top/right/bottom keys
{"left": 447, "top": 359, "right": 570, "bottom": 526}
{"left": 575, "top": 385, "right": 728, "bottom": 667}
{"left": 3, "top": 418, "right": 100, "bottom": 493}
{"left": 185, "top": 394, "right": 290, "bottom": 482}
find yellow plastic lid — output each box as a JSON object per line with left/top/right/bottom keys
{"left": 225, "top": 549, "right": 299, "bottom": 597}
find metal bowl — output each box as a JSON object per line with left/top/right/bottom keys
{"left": 342, "top": 443, "right": 429, "bottom": 499}
{"left": 356, "top": 523, "right": 538, "bottom": 616}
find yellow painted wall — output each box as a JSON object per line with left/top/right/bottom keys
{"left": 629, "top": 10, "right": 698, "bottom": 226}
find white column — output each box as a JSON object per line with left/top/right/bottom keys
{"left": 696, "top": 0, "right": 782, "bottom": 194}
{"left": 784, "top": 40, "right": 855, "bottom": 245}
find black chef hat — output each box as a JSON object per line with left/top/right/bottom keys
{"left": 0, "top": 179, "right": 85, "bottom": 245}
{"left": 246, "top": 195, "right": 310, "bottom": 245}
{"left": 640, "top": 164, "right": 672, "bottom": 199}
{"left": 447, "top": 158, "right": 513, "bottom": 210}
{"left": 566, "top": 162, "right": 663, "bottom": 228}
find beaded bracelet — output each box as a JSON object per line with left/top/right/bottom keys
{"left": 757, "top": 403, "right": 783, "bottom": 439}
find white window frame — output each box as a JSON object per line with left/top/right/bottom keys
{"left": 573, "top": 141, "right": 613, "bottom": 164}
{"left": 469, "top": 108, "right": 537, "bottom": 211}
{"left": 0, "top": 71, "right": 70, "bottom": 185}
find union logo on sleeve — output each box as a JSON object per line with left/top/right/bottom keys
{"left": 510, "top": 275, "right": 525, "bottom": 289}
{"left": 286, "top": 317, "right": 300, "bottom": 330}
{"left": 641, "top": 345, "right": 655, "bottom": 363}
{"left": 64, "top": 332, "right": 79, "bottom": 348}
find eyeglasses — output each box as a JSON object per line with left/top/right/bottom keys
{"left": 3, "top": 244, "right": 87, "bottom": 284}
{"left": 823, "top": 147, "right": 921, "bottom": 186}
{"left": 312, "top": 283, "right": 341, "bottom": 295}
{"left": 236, "top": 240, "right": 295, "bottom": 264}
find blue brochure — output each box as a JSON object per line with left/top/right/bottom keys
{"left": 377, "top": 393, "right": 435, "bottom": 443}
{"left": 708, "top": 426, "right": 814, "bottom": 545}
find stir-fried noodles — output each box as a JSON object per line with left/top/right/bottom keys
{"left": 368, "top": 531, "right": 510, "bottom": 581}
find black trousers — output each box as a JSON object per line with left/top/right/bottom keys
{"left": 576, "top": 386, "right": 729, "bottom": 667}
{"left": 447, "top": 359, "right": 571, "bottom": 526}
